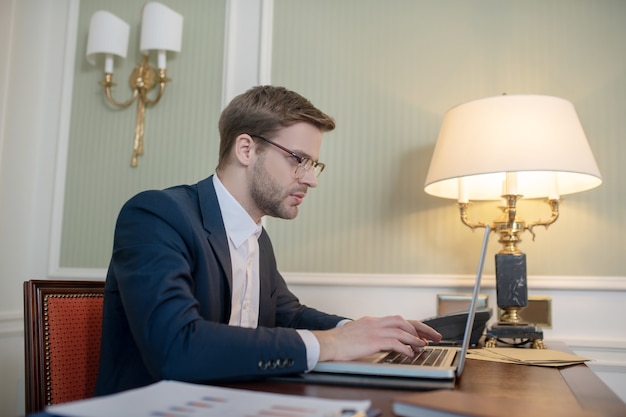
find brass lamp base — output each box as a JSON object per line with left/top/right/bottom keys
{"left": 457, "top": 194, "right": 560, "bottom": 350}
{"left": 485, "top": 324, "right": 545, "bottom": 349}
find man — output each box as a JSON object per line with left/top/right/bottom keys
{"left": 94, "top": 85, "right": 441, "bottom": 396}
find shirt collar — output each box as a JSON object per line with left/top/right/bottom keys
{"left": 213, "top": 174, "right": 262, "bottom": 248}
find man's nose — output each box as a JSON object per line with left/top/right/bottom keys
{"left": 299, "top": 169, "right": 318, "bottom": 188}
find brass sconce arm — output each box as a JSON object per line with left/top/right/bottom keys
{"left": 101, "top": 74, "right": 137, "bottom": 108}
{"left": 527, "top": 198, "right": 560, "bottom": 241}
{"left": 458, "top": 202, "right": 488, "bottom": 230}
{"left": 99, "top": 55, "right": 171, "bottom": 167}
{"left": 142, "top": 68, "right": 169, "bottom": 106}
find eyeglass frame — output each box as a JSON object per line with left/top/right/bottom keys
{"left": 248, "top": 134, "right": 326, "bottom": 178}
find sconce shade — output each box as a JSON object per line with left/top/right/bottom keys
{"left": 140, "top": 2, "right": 184, "bottom": 54}
{"left": 86, "top": 11, "right": 130, "bottom": 66}
{"left": 424, "top": 94, "right": 602, "bottom": 201}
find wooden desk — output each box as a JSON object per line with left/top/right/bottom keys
{"left": 223, "top": 345, "right": 626, "bottom": 417}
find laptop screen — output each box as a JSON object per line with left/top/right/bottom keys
{"left": 455, "top": 224, "right": 490, "bottom": 377}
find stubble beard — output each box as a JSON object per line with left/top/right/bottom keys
{"left": 250, "top": 157, "right": 300, "bottom": 220}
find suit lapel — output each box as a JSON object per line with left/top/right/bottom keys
{"left": 257, "top": 230, "right": 275, "bottom": 327}
{"left": 197, "top": 176, "right": 233, "bottom": 293}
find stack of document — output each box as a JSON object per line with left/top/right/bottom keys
{"left": 46, "top": 380, "right": 371, "bottom": 417}
{"left": 466, "top": 347, "right": 590, "bottom": 367}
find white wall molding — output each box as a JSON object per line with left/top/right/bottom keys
{"left": 47, "top": 0, "right": 79, "bottom": 279}
{"left": 48, "top": 267, "right": 106, "bottom": 280}
{"left": 46, "top": 269, "right": 626, "bottom": 292}
{"left": 0, "top": 0, "right": 16, "bottom": 168}
{"left": 283, "top": 272, "right": 626, "bottom": 292}
{"left": 258, "top": 0, "right": 273, "bottom": 85}
{"left": 221, "top": 0, "right": 264, "bottom": 107}
{"left": 588, "top": 362, "right": 626, "bottom": 373}
{"left": 564, "top": 338, "right": 626, "bottom": 397}
{"left": 0, "top": 311, "right": 23, "bottom": 337}
{"left": 564, "top": 338, "right": 626, "bottom": 370}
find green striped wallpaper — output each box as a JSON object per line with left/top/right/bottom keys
{"left": 267, "top": 0, "right": 624, "bottom": 276}
{"left": 60, "top": 0, "right": 625, "bottom": 278}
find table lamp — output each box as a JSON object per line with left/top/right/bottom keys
{"left": 424, "top": 94, "right": 602, "bottom": 348}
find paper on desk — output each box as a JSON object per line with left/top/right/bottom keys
{"left": 466, "top": 348, "right": 590, "bottom": 367}
{"left": 46, "top": 380, "right": 371, "bottom": 417}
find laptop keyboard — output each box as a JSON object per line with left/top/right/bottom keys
{"left": 379, "top": 348, "right": 447, "bottom": 367}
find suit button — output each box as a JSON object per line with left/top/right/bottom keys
{"left": 286, "top": 358, "right": 294, "bottom": 367}
{"left": 257, "top": 360, "right": 267, "bottom": 370}
{"left": 269, "top": 360, "right": 277, "bottom": 369}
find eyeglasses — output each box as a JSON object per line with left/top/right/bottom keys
{"left": 249, "top": 134, "right": 326, "bottom": 178}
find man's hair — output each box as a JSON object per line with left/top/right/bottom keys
{"left": 217, "top": 85, "right": 335, "bottom": 169}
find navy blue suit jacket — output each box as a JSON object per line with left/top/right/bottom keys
{"left": 94, "top": 176, "right": 345, "bottom": 396}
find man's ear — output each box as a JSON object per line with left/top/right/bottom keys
{"left": 234, "top": 134, "right": 255, "bottom": 167}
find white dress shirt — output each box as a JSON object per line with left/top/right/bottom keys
{"left": 212, "top": 175, "right": 320, "bottom": 369}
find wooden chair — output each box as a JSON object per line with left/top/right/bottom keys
{"left": 23, "top": 279, "right": 105, "bottom": 414}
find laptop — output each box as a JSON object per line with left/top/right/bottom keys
{"left": 281, "top": 225, "right": 491, "bottom": 390}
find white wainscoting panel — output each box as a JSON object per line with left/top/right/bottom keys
{"left": 0, "top": 311, "right": 25, "bottom": 417}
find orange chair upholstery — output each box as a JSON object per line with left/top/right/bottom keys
{"left": 23, "top": 279, "right": 105, "bottom": 414}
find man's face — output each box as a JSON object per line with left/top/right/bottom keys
{"left": 249, "top": 122, "right": 323, "bottom": 220}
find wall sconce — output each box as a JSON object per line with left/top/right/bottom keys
{"left": 86, "top": 2, "right": 183, "bottom": 167}
{"left": 424, "top": 94, "right": 602, "bottom": 348}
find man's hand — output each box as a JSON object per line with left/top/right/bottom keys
{"left": 312, "top": 315, "right": 442, "bottom": 362}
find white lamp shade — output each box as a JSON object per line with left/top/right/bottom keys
{"left": 86, "top": 11, "right": 130, "bottom": 65}
{"left": 424, "top": 94, "right": 602, "bottom": 200}
{"left": 139, "top": 2, "right": 183, "bottom": 54}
